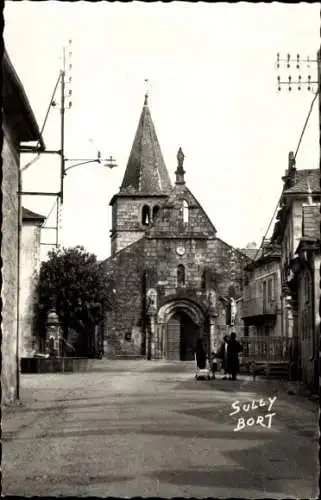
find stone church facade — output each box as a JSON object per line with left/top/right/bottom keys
{"left": 102, "top": 95, "right": 250, "bottom": 359}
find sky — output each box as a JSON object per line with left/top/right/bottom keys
{"left": 4, "top": 2, "right": 320, "bottom": 262}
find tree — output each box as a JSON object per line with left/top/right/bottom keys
{"left": 34, "top": 246, "right": 114, "bottom": 355}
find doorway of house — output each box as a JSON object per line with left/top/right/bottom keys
{"left": 166, "top": 311, "right": 198, "bottom": 360}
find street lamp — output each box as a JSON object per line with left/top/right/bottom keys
{"left": 55, "top": 152, "right": 117, "bottom": 247}
{"left": 64, "top": 152, "right": 117, "bottom": 175}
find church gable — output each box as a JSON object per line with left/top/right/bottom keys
{"left": 146, "top": 183, "right": 217, "bottom": 239}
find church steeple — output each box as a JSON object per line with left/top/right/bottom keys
{"left": 120, "top": 94, "right": 172, "bottom": 193}
{"left": 175, "top": 147, "right": 186, "bottom": 185}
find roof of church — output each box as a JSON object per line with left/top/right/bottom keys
{"left": 119, "top": 95, "right": 172, "bottom": 194}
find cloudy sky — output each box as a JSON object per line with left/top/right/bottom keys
{"left": 4, "top": 2, "right": 320, "bottom": 261}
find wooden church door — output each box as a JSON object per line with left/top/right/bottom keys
{"left": 166, "top": 313, "right": 181, "bottom": 360}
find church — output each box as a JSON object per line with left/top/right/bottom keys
{"left": 102, "top": 95, "right": 251, "bottom": 360}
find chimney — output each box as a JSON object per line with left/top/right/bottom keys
{"left": 282, "top": 151, "right": 296, "bottom": 189}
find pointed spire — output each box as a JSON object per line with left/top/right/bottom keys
{"left": 175, "top": 147, "right": 186, "bottom": 184}
{"left": 120, "top": 95, "right": 172, "bottom": 193}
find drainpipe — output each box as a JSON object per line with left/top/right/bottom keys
{"left": 16, "top": 166, "right": 22, "bottom": 400}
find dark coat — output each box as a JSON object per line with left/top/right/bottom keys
{"left": 195, "top": 339, "right": 206, "bottom": 369}
{"left": 226, "top": 339, "right": 243, "bottom": 374}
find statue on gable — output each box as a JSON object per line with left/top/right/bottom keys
{"left": 177, "top": 147, "right": 185, "bottom": 169}
{"left": 146, "top": 288, "right": 157, "bottom": 315}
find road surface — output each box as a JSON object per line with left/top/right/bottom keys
{"left": 2, "top": 360, "right": 319, "bottom": 498}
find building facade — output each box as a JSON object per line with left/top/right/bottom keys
{"left": 290, "top": 202, "right": 320, "bottom": 390}
{"left": 102, "top": 96, "right": 250, "bottom": 360}
{"left": 2, "top": 50, "right": 44, "bottom": 404}
{"left": 240, "top": 242, "right": 282, "bottom": 337}
{"left": 19, "top": 208, "right": 45, "bottom": 357}
{"left": 271, "top": 152, "right": 320, "bottom": 389}
{"left": 271, "top": 152, "right": 320, "bottom": 341}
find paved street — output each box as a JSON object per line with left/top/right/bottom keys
{"left": 2, "top": 360, "right": 319, "bottom": 498}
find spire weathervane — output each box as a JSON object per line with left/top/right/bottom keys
{"left": 144, "top": 78, "right": 149, "bottom": 106}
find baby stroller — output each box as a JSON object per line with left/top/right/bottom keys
{"left": 195, "top": 338, "right": 212, "bottom": 380}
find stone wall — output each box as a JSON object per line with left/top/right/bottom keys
{"left": 19, "top": 223, "right": 42, "bottom": 356}
{"left": 103, "top": 233, "right": 249, "bottom": 356}
{"left": 103, "top": 237, "right": 147, "bottom": 354}
{"left": 110, "top": 195, "right": 167, "bottom": 256}
{"left": 2, "top": 129, "right": 19, "bottom": 404}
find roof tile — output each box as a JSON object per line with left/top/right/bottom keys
{"left": 284, "top": 169, "right": 320, "bottom": 195}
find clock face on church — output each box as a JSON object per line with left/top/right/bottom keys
{"left": 176, "top": 246, "right": 185, "bottom": 256}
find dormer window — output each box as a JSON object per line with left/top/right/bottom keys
{"left": 142, "top": 205, "right": 150, "bottom": 226}
{"left": 183, "top": 200, "right": 189, "bottom": 223}
{"left": 177, "top": 264, "right": 186, "bottom": 287}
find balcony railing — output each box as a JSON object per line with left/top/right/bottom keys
{"left": 239, "top": 336, "right": 293, "bottom": 362}
{"left": 240, "top": 298, "right": 278, "bottom": 318}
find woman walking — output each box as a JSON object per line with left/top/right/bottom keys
{"left": 227, "top": 332, "right": 243, "bottom": 380}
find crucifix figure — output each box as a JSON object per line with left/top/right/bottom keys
{"left": 220, "top": 295, "right": 238, "bottom": 326}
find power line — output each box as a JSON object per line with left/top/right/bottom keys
{"left": 254, "top": 89, "right": 319, "bottom": 262}
{"left": 38, "top": 73, "right": 61, "bottom": 145}
{"left": 21, "top": 154, "right": 40, "bottom": 173}
{"left": 42, "top": 197, "right": 58, "bottom": 227}
{"left": 21, "top": 74, "right": 62, "bottom": 174}
{"left": 253, "top": 193, "right": 283, "bottom": 261}
{"left": 294, "top": 90, "right": 319, "bottom": 160}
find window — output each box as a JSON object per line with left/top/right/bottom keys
{"left": 177, "top": 264, "right": 185, "bottom": 286}
{"left": 152, "top": 205, "right": 160, "bottom": 221}
{"left": 267, "top": 277, "right": 275, "bottom": 302}
{"left": 304, "top": 274, "right": 310, "bottom": 304}
{"left": 142, "top": 205, "right": 150, "bottom": 226}
{"left": 262, "top": 280, "right": 267, "bottom": 309}
{"left": 112, "top": 203, "right": 117, "bottom": 230}
{"left": 201, "top": 269, "right": 206, "bottom": 290}
{"left": 183, "top": 200, "right": 189, "bottom": 223}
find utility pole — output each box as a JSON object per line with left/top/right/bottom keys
{"left": 59, "top": 39, "right": 73, "bottom": 205}
{"left": 276, "top": 49, "right": 320, "bottom": 394}
{"left": 276, "top": 50, "right": 320, "bottom": 141}
{"left": 19, "top": 39, "right": 117, "bottom": 249}
{"left": 60, "top": 47, "right": 66, "bottom": 205}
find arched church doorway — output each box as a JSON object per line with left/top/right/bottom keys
{"left": 157, "top": 299, "right": 208, "bottom": 361}
{"left": 167, "top": 311, "right": 198, "bottom": 360}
